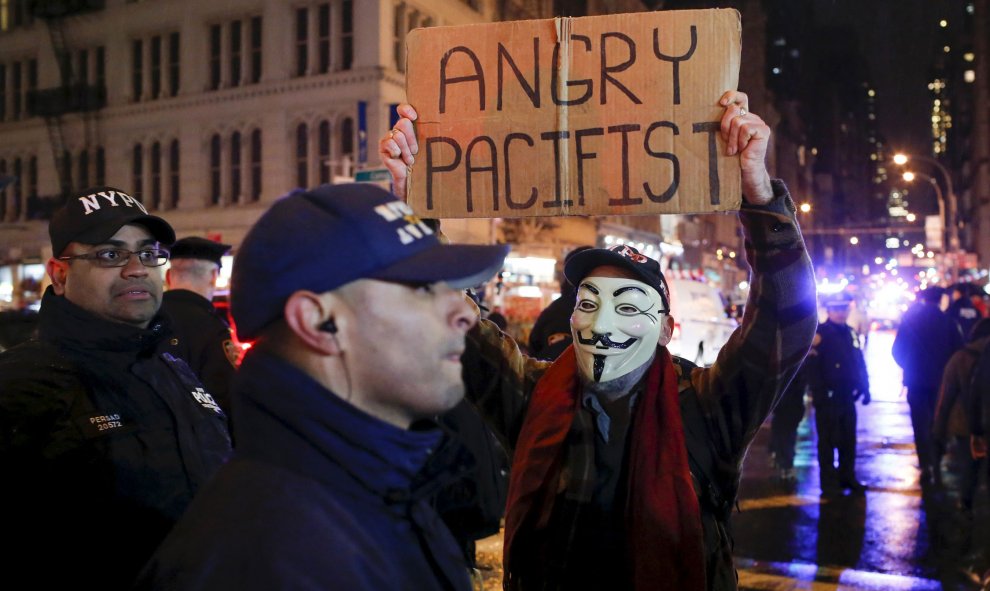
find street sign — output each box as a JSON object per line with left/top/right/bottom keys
{"left": 354, "top": 168, "right": 392, "bottom": 192}
{"left": 354, "top": 168, "right": 391, "bottom": 183}
{"left": 924, "top": 215, "right": 943, "bottom": 251}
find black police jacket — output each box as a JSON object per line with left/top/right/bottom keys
{"left": 808, "top": 319, "right": 869, "bottom": 400}
{"left": 159, "top": 288, "right": 237, "bottom": 412}
{"left": 0, "top": 288, "right": 232, "bottom": 590}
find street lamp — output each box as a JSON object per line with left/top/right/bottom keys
{"left": 893, "top": 152, "right": 960, "bottom": 262}
{"left": 901, "top": 170, "right": 948, "bottom": 252}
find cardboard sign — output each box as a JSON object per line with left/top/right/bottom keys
{"left": 406, "top": 9, "right": 742, "bottom": 219}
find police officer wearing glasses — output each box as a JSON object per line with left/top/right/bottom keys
{"left": 0, "top": 186, "right": 232, "bottom": 590}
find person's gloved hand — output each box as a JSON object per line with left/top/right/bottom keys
{"left": 854, "top": 389, "right": 871, "bottom": 405}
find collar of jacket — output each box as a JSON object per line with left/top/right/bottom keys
{"left": 232, "top": 349, "right": 455, "bottom": 503}
{"left": 38, "top": 286, "right": 170, "bottom": 354}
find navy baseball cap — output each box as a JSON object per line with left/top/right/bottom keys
{"left": 49, "top": 186, "right": 175, "bottom": 256}
{"left": 231, "top": 183, "right": 510, "bottom": 340}
{"left": 564, "top": 245, "right": 670, "bottom": 310}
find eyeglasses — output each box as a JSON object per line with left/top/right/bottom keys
{"left": 58, "top": 248, "right": 171, "bottom": 268}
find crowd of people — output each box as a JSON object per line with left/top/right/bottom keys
{"left": 0, "top": 81, "right": 819, "bottom": 591}
{"left": 0, "top": 31, "right": 987, "bottom": 589}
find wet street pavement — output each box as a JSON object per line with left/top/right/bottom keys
{"left": 733, "top": 329, "right": 990, "bottom": 590}
{"left": 474, "top": 329, "right": 990, "bottom": 590}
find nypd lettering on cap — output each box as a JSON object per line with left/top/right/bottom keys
{"left": 77, "top": 189, "right": 149, "bottom": 216}
{"left": 374, "top": 200, "right": 434, "bottom": 245}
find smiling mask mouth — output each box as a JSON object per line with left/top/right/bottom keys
{"left": 577, "top": 332, "right": 637, "bottom": 350}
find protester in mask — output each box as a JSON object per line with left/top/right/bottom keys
{"left": 381, "top": 91, "right": 817, "bottom": 591}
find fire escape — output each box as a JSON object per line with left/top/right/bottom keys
{"left": 25, "top": 0, "right": 106, "bottom": 214}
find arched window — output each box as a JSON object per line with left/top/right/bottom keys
{"left": 340, "top": 117, "right": 354, "bottom": 177}
{"left": 318, "top": 120, "right": 331, "bottom": 184}
{"left": 78, "top": 149, "right": 90, "bottom": 189}
{"left": 169, "top": 139, "right": 180, "bottom": 208}
{"left": 210, "top": 134, "right": 222, "bottom": 205}
{"left": 296, "top": 123, "right": 308, "bottom": 188}
{"left": 150, "top": 141, "right": 162, "bottom": 210}
{"left": 132, "top": 144, "right": 143, "bottom": 201}
{"left": 250, "top": 129, "right": 262, "bottom": 202}
{"left": 0, "top": 159, "right": 7, "bottom": 221}
{"left": 95, "top": 147, "right": 106, "bottom": 186}
{"left": 231, "top": 131, "right": 242, "bottom": 203}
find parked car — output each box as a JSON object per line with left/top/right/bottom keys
{"left": 665, "top": 278, "right": 738, "bottom": 367}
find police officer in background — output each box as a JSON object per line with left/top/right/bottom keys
{"left": 808, "top": 293, "right": 871, "bottom": 495}
{"left": 160, "top": 237, "right": 237, "bottom": 412}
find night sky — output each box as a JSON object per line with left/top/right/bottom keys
{"left": 810, "top": 0, "right": 961, "bottom": 156}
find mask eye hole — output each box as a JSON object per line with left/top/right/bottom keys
{"left": 615, "top": 303, "right": 641, "bottom": 316}
{"left": 576, "top": 300, "right": 598, "bottom": 313}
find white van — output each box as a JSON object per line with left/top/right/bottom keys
{"left": 665, "top": 278, "right": 738, "bottom": 367}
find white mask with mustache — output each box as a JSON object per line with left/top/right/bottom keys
{"left": 570, "top": 275, "right": 670, "bottom": 383}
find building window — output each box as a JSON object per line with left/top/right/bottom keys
{"left": 230, "top": 131, "right": 242, "bottom": 203}
{"left": 168, "top": 33, "right": 180, "bottom": 96}
{"left": 150, "top": 141, "right": 162, "bottom": 210}
{"left": 60, "top": 149, "right": 72, "bottom": 191}
{"left": 209, "top": 24, "right": 222, "bottom": 90}
{"left": 250, "top": 16, "right": 262, "bottom": 83}
{"left": 78, "top": 149, "right": 90, "bottom": 188}
{"left": 76, "top": 49, "right": 89, "bottom": 85}
{"left": 96, "top": 46, "right": 106, "bottom": 90}
{"left": 341, "top": 0, "right": 353, "bottom": 71}
{"left": 210, "top": 134, "right": 222, "bottom": 205}
{"left": 150, "top": 36, "right": 162, "bottom": 99}
{"left": 0, "top": 159, "right": 6, "bottom": 221}
{"left": 318, "top": 3, "right": 331, "bottom": 74}
{"left": 230, "top": 20, "right": 242, "bottom": 87}
{"left": 393, "top": 3, "right": 406, "bottom": 72}
{"left": 296, "top": 123, "right": 308, "bottom": 188}
{"left": 340, "top": 116, "right": 354, "bottom": 175}
{"left": 0, "top": 64, "right": 6, "bottom": 121}
{"left": 12, "top": 61, "right": 21, "bottom": 119}
{"left": 250, "top": 129, "right": 262, "bottom": 202}
{"left": 168, "top": 139, "right": 180, "bottom": 209}
{"left": 11, "top": 158, "right": 21, "bottom": 220}
{"left": 132, "top": 39, "right": 143, "bottom": 101}
{"left": 318, "top": 120, "right": 331, "bottom": 184}
{"left": 27, "top": 156, "right": 36, "bottom": 208}
{"left": 132, "top": 144, "right": 144, "bottom": 201}
{"left": 95, "top": 147, "right": 105, "bottom": 186}
{"left": 295, "top": 8, "right": 308, "bottom": 77}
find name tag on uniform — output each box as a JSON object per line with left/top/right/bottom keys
{"left": 75, "top": 412, "right": 137, "bottom": 439}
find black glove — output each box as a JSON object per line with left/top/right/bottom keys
{"left": 854, "top": 389, "right": 871, "bottom": 405}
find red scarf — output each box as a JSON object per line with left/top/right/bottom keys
{"left": 503, "top": 346, "right": 705, "bottom": 590}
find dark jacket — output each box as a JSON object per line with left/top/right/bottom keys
{"left": 947, "top": 296, "right": 981, "bottom": 340}
{"left": 159, "top": 288, "right": 236, "bottom": 412}
{"left": 935, "top": 337, "right": 990, "bottom": 440}
{"left": 528, "top": 286, "right": 576, "bottom": 360}
{"left": 0, "top": 288, "right": 231, "bottom": 590}
{"left": 463, "top": 182, "right": 817, "bottom": 590}
{"left": 136, "top": 349, "right": 472, "bottom": 591}
{"left": 893, "top": 302, "right": 963, "bottom": 390}
{"left": 807, "top": 319, "right": 870, "bottom": 401}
